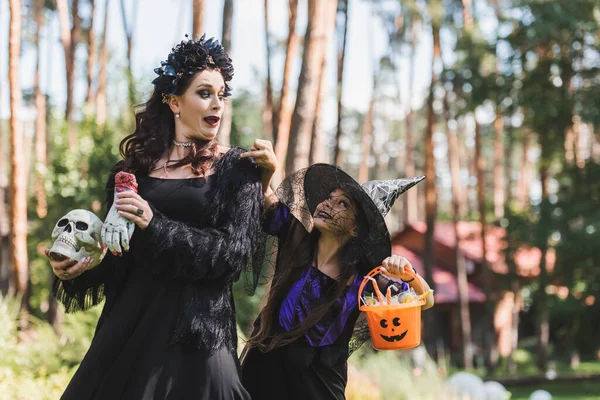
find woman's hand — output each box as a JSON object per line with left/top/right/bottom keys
{"left": 241, "top": 139, "right": 277, "bottom": 194}
{"left": 380, "top": 255, "right": 415, "bottom": 281}
{"left": 45, "top": 249, "right": 94, "bottom": 280}
{"left": 102, "top": 191, "right": 152, "bottom": 256}
{"left": 114, "top": 192, "right": 154, "bottom": 230}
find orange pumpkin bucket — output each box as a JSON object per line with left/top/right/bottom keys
{"left": 358, "top": 267, "right": 426, "bottom": 350}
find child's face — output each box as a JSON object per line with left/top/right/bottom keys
{"left": 313, "top": 188, "right": 358, "bottom": 238}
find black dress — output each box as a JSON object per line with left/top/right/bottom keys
{"left": 241, "top": 203, "right": 363, "bottom": 400}
{"left": 241, "top": 284, "right": 361, "bottom": 400}
{"left": 53, "top": 148, "right": 262, "bottom": 400}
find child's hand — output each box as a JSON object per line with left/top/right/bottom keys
{"left": 380, "top": 255, "right": 415, "bottom": 281}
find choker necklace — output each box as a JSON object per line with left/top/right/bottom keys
{"left": 173, "top": 139, "right": 194, "bottom": 148}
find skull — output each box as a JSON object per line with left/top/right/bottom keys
{"left": 49, "top": 209, "right": 106, "bottom": 268}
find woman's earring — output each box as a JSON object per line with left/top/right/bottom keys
{"left": 175, "top": 113, "right": 181, "bottom": 118}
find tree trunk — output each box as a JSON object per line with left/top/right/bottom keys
{"left": 9, "top": 0, "right": 30, "bottom": 328}
{"left": 507, "top": 278, "right": 521, "bottom": 374}
{"left": 358, "top": 89, "right": 376, "bottom": 183}
{"left": 0, "top": 120, "right": 11, "bottom": 295}
{"left": 423, "top": 22, "right": 440, "bottom": 357}
{"left": 86, "top": 0, "right": 97, "bottom": 108}
{"left": 536, "top": 146, "right": 550, "bottom": 372}
{"left": 96, "top": 0, "right": 110, "bottom": 126}
{"left": 444, "top": 93, "right": 473, "bottom": 369}
{"left": 285, "top": 0, "right": 328, "bottom": 175}
{"left": 309, "top": 0, "right": 337, "bottom": 166}
{"left": 56, "top": 0, "right": 81, "bottom": 146}
{"left": 309, "top": 70, "right": 327, "bottom": 165}
{"left": 120, "top": 0, "right": 139, "bottom": 112}
{"left": 262, "top": 0, "right": 274, "bottom": 144}
{"left": 34, "top": 0, "right": 47, "bottom": 219}
{"left": 504, "top": 122, "right": 514, "bottom": 206}
{"left": 564, "top": 126, "right": 575, "bottom": 165}
{"left": 272, "top": 0, "right": 299, "bottom": 186}
{"left": 218, "top": 0, "right": 234, "bottom": 146}
{"left": 333, "top": 0, "right": 349, "bottom": 166}
{"left": 403, "top": 18, "right": 420, "bottom": 223}
{"left": 493, "top": 110, "right": 504, "bottom": 220}
{"left": 56, "top": 0, "right": 72, "bottom": 117}
{"left": 0, "top": 4, "right": 10, "bottom": 295}
{"left": 592, "top": 125, "right": 600, "bottom": 162}
{"left": 491, "top": 0, "right": 503, "bottom": 220}
{"left": 35, "top": 1, "right": 58, "bottom": 328}
{"left": 0, "top": 187, "right": 9, "bottom": 294}
{"left": 192, "top": 0, "right": 204, "bottom": 38}
{"left": 475, "top": 120, "right": 498, "bottom": 372}
{"left": 309, "top": 57, "right": 326, "bottom": 165}
{"left": 516, "top": 131, "right": 532, "bottom": 209}
{"left": 573, "top": 115, "right": 585, "bottom": 168}
{"left": 461, "top": 0, "right": 474, "bottom": 31}
{"left": 457, "top": 117, "right": 470, "bottom": 216}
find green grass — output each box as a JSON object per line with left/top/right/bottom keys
{"left": 506, "top": 381, "right": 600, "bottom": 400}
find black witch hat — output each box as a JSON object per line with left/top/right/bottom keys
{"left": 277, "top": 164, "right": 425, "bottom": 271}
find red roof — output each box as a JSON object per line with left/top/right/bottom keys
{"left": 392, "top": 245, "right": 486, "bottom": 304}
{"left": 396, "top": 222, "right": 554, "bottom": 278}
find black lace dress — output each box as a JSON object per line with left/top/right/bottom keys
{"left": 54, "top": 148, "right": 262, "bottom": 400}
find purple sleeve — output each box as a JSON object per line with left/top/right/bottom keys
{"left": 263, "top": 202, "right": 292, "bottom": 235}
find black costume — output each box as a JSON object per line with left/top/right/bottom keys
{"left": 54, "top": 148, "right": 262, "bottom": 400}
{"left": 242, "top": 206, "right": 362, "bottom": 400}
{"left": 241, "top": 164, "right": 424, "bottom": 400}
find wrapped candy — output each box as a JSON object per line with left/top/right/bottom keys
{"left": 361, "top": 285, "right": 433, "bottom": 307}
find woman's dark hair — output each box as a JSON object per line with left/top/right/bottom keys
{"left": 114, "top": 35, "right": 234, "bottom": 177}
{"left": 246, "top": 199, "right": 370, "bottom": 353}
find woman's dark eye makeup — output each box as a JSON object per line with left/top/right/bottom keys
{"left": 197, "top": 89, "right": 225, "bottom": 100}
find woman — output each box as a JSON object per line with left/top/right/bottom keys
{"left": 241, "top": 164, "right": 434, "bottom": 400}
{"left": 47, "top": 35, "right": 274, "bottom": 400}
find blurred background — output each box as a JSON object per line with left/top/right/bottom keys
{"left": 1, "top": 0, "right": 600, "bottom": 399}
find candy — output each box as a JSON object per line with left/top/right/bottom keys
{"left": 361, "top": 287, "right": 433, "bottom": 307}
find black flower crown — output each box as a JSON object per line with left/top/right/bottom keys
{"left": 152, "top": 34, "right": 234, "bottom": 99}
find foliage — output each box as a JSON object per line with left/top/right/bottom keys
{"left": 0, "top": 294, "right": 100, "bottom": 400}
{"left": 230, "top": 89, "right": 265, "bottom": 149}
{"left": 347, "top": 346, "right": 448, "bottom": 400}
{"left": 27, "top": 115, "right": 124, "bottom": 321}
{"left": 548, "top": 161, "right": 600, "bottom": 356}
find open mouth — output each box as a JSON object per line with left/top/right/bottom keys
{"left": 203, "top": 116, "right": 221, "bottom": 127}
{"left": 315, "top": 210, "right": 332, "bottom": 220}
{"left": 380, "top": 330, "right": 408, "bottom": 343}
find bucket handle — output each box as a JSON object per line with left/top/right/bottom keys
{"left": 358, "top": 266, "right": 425, "bottom": 308}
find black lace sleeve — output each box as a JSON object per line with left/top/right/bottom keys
{"left": 135, "top": 149, "right": 263, "bottom": 282}
{"left": 52, "top": 172, "right": 118, "bottom": 313}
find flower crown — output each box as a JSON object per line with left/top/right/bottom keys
{"left": 152, "top": 34, "right": 234, "bottom": 102}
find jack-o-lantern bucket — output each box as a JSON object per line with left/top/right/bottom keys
{"left": 358, "top": 267, "right": 426, "bottom": 350}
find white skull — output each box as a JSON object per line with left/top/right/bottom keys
{"left": 49, "top": 209, "right": 106, "bottom": 268}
